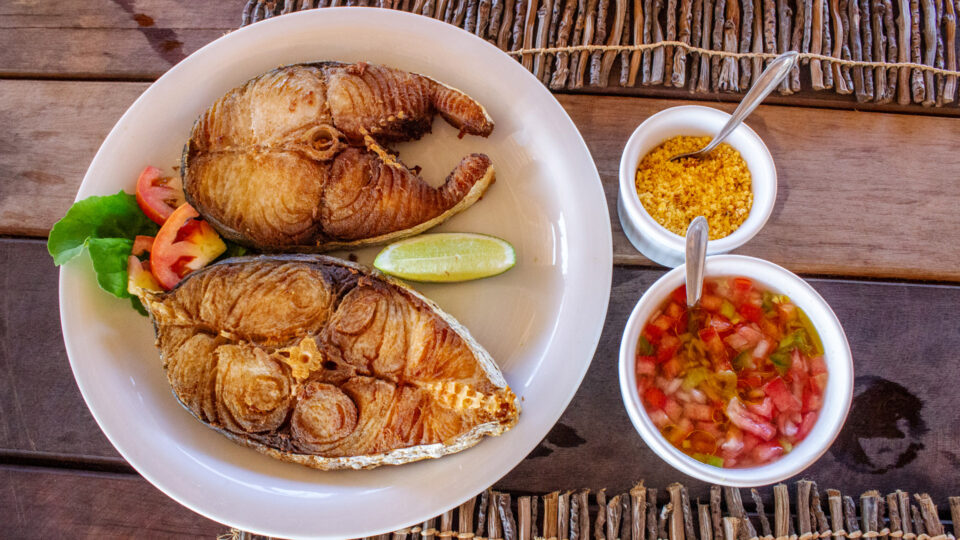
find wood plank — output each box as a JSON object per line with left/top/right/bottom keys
{"left": 3, "top": 238, "right": 960, "bottom": 505}
{"left": 0, "top": 465, "right": 226, "bottom": 537}
{"left": 2, "top": 0, "right": 960, "bottom": 119}
{"left": 566, "top": 94, "right": 960, "bottom": 281}
{"left": 0, "top": 81, "right": 147, "bottom": 239}
{"left": 0, "top": 239, "right": 123, "bottom": 462}
{"left": 4, "top": 79, "right": 958, "bottom": 281}
{"left": 0, "top": 0, "right": 242, "bottom": 79}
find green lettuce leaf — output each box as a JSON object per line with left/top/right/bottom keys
{"left": 86, "top": 237, "right": 135, "bottom": 297}
{"left": 47, "top": 191, "right": 159, "bottom": 300}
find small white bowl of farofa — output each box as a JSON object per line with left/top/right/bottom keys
{"left": 618, "top": 105, "right": 777, "bottom": 267}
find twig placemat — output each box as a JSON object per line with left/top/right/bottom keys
{"left": 238, "top": 0, "right": 960, "bottom": 107}
{"left": 224, "top": 480, "right": 960, "bottom": 540}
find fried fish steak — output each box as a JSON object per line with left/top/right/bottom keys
{"left": 137, "top": 255, "right": 519, "bottom": 469}
{"left": 182, "top": 62, "right": 496, "bottom": 252}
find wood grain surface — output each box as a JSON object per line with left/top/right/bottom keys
{"left": 1, "top": 465, "right": 226, "bottom": 538}
{"left": 4, "top": 239, "right": 959, "bottom": 511}
{"left": 3, "top": 80, "right": 959, "bottom": 281}
{"left": 3, "top": 0, "right": 960, "bottom": 118}
{"left": 0, "top": 0, "right": 243, "bottom": 80}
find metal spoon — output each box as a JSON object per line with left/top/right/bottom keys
{"left": 669, "top": 51, "right": 799, "bottom": 162}
{"left": 685, "top": 216, "right": 709, "bottom": 308}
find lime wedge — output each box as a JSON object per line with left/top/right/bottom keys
{"left": 373, "top": 233, "right": 516, "bottom": 283}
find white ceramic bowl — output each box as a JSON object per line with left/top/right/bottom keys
{"left": 618, "top": 255, "right": 853, "bottom": 486}
{"left": 618, "top": 106, "right": 778, "bottom": 267}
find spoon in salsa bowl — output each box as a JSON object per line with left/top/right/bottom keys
{"left": 668, "top": 51, "right": 798, "bottom": 163}
{"left": 685, "top": 216, "right": 709, "bottom": 308}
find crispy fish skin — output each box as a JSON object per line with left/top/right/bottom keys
{"left": 137, "top": 255, "right": 519, "bottom": 470}
{"left": 182, "top": 62, "right": 496, "bottom": 252}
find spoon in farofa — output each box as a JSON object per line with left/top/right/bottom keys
{"left": 669, "top": 51, "right": 799, "bottom": 163}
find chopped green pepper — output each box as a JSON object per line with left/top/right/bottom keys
{"left": 720, "top": 300, "right": 737, "bottom": 320}
{"left": 797, "top": 308, "right": 824, "bottom": 355}
{"left": 692, "top": 453, "right": 725, "bottom": 467}
{"left": 761, "top": 291, "right": 775, "bottom": 313}
{"left": 770, "top": 351, "right": 792, "bottom": 374}
{"left": 732, "top": 350, "right": 754, "bottom": 371}
{"left": 638, "top": 335, "right": 655, "bottom": 356}
{"left": 682, "top": 367, "right": 709, "bottom": 390}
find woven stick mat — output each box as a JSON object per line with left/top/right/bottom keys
{"left": 240, "top": 0, "right": 960, "bottom": 107}
{"left": 224, "top": 481, "right": 960, "bottom": 539}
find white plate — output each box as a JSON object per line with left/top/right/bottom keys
{"left": 59, "top": 8, "right": 612, "bottom": 539}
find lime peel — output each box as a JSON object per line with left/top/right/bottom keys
{"left": 373, "top": 233, "right": 516, "bottom": 283}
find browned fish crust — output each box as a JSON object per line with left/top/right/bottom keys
{"left": 138, "top": 255, "right": 519, "bottom": 470}
{"left": 182, "top": 62, "right": 496, "bottom": 252}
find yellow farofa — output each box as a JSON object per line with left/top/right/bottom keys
{"left": 635, "top": 135, "right": 753, "bottom": 240}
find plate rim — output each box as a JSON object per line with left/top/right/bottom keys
{"left": 59, "top": 7, "right": 614, "bottom": 538}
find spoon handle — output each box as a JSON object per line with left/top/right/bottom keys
{"left": 685, "top": 216, "right": 709, "bottom": 307}
{"left": 698, "top": 51, "right": 799, "bottom": 155}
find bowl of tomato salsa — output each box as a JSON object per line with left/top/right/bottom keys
{"left": 618, "top": 255, "right": 853, "bottom": 486}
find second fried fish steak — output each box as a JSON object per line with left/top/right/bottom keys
{"left": 183, "top": 62, "right": 496, "bottom": 251}
{"left": 137, "top": 255, "right": 519, "bottom": 469}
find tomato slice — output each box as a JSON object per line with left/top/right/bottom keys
{"left": 136, "top": 166, "right": 186, "bottom": 225}
{"left": 131, "top": 235, "right": 154, "bottom": 257}
{"left": 151, "top": 203, "right": 226, "bottom": 290}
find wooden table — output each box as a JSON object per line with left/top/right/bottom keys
{"left": 2, "top": 1, "right": 959, "bottom": 537}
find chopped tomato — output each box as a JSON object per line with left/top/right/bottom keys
{"left": 802, "top": 385, "right": 824, "bottom": 413}
{"left": 751, "top": 441, "right": 785, "bottom": 462}
{"left": 652, "top": 315, "right": 674, "bottom": 332}
{"left": 683, "top": 403, "right": 713, "bottom": 422}
{"left": 733, "top": 277, "right": 754, "bottom": 294}
{"left": 644, "top": 387, "right": 667, "bottom": 409}
{"left": 703, "top": 333, "right": 727, "bottom": 359}
{"left": 701, "top": 294, "right": 723, "bottom": 312}
{"left": 810, "top": 373, "right": 829, "bottom": 392}
{"left": 643, "top": 323, "right": 664, "bottom": 344}
{"left": 671, "top": 285, "right": 687, "bottom": 305}
{"left": 662, "top": 356, "right": 682, "bottom": 379}
{"left": 150, "top": 203, "right": 226, "bottom": 290}
{"left": 741, "top": 433, "right": 761, "bottom": 454}
{"left": 726, "top": 398, "right": 776, "bottom": 441}
{"left": 636, "top": 356, "right": 657, "bottom": 376}
{"left": 738, "top": 303, "right": 764, "bottom": 323}
{"left": 135, "top": 166, "right": 186, "bottom": 225}
{"left": 808, "top": 356, "right": 828, "bottom": 375}
{"left": 747, "top": 397, "right": 774, "bottom": 419}
{"left": 664, "top": 398, "right": 683, "bottom": 423}
{"left": 707, "top": 315, "right": 733, "bottom": 334}
{"left": 127, "top": 256, "right": 161, "bottom": 294}
{"left": 797, "top": 412, "right": 818, "bottom": 439}
{"left": 657, "top": 335, "right": 681, "bottom": 363}
{"left": 764, "top": 378, "right": 802, "bottom": 414}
